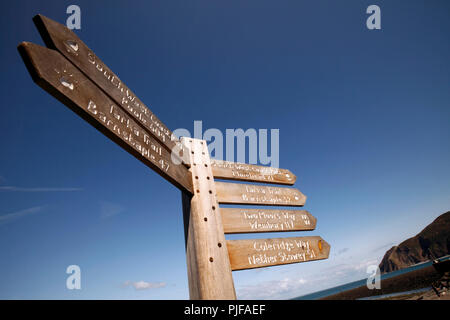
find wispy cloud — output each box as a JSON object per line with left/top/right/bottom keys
{"left": 0, "top": 186, "right": 82, "bottom": 192}
{"left": 100, "top": 201, "right": 124, "bottom": 219}
{"left": 0, "top": 206, "right": 45, "bottom": 225}
{"left": 238, "top": 277, "right": 308, "bottom": 300}
{"left": 122, "top": 281, "right": 166, "bottom": 290}
{"left": 373, "top": 242, "right": 395, "bottom": 252}
{"left": 335, "top": 248, "right": 350, "bottom": 256}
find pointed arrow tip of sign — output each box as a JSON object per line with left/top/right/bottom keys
{"left": 17, "top": 42, "right": 58, "bottom": 87}
{"left": 32, "top": 13, "right": 52, "bottom": 26}
{"left": 17, "top": 42, "right": 40, "bottom": 82}
{"left": 32, "top": 14, "right": 59, "bottom": 51}
{"left": 287, "top": 170, "right": 297, "bottom": 184}
{"left": 32, "top": 14, "right": 45, "bottom": 27}
{"left": 319, "top": 238, "right": 331, "bottom": 255}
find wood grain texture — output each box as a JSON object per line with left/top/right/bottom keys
{"left": 227, "top": 236, "right": 330, "bottom": 271}
{"left": 221, "top": 208, "right": 316, "bottom": 234}
{"left": 181, "top": 138, "right": 236, "bottom": 300}
{"left": 33, "top": 14, "right": 185, "bottom": 161}
{"left": 215, "top": 182, "right": 306, "bottom": 206}
{"left": 211, "top": 160, "right": 296, "bottom": 185}
{"left": 18, "top": 42, "right": 193, "bottom": 194}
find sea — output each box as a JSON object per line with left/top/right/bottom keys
{"left": 292, "top": 255, "right": 450, "bottom": 300}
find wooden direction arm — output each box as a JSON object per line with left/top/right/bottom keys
{"left": 32, "top": 14, "right": 184, "bottom": 161}
{"left": 211, "top": 159, "right": 297, "bottom": 185}
{"left": 18, "top": 42, "right": 193, "bottom": 194}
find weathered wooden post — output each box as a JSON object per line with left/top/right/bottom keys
{"left": 181, "top": 138, "right": 236, "bottom": 299}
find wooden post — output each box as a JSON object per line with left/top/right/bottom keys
{"left": 181, "top": 137, "right": 236, "bottom": 300}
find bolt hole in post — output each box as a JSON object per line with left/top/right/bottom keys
{"left": 209, "top": 257, "right": 213, "bottom": 262}
{"left": 204, "top": 217, "right": 208, "bottom": 222}
{"left": 218, "top": 243, "right": 222, "bottom": 248}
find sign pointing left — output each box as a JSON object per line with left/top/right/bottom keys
{"left": 33, "top": 14, "right": 183, "bottom": 158}
{"left": 18, "top": 42, "right": 193, "bottom": 194}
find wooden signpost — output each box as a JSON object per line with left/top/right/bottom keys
{"left": 18, "top": 14, "right": 330, "bottom": 300}
{"left": 227, "top": 236, "right": 330, "bottom": 271}
{"left": 221, "top": 208, "right": 316, "bottom": 234}
{"left": 215, "top": 182, "right": 307, "bottom": 206}
{"left": 211, "top": 160, "right": 297, "bottom": 185}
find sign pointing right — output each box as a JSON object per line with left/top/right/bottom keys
{"left": 221, "top": 208, "right": 317, "bottom": 234}
{"left": 227, "top": 236, "right": 330, "bottom": 271}
{"left": 215, "top": 181, "right": 306, "bottom": 206}
{"left": 211, "top": 160, "right": 296, "bottom": 185}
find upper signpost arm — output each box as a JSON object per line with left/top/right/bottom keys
{"left": 17, "top": 42, "right": 193, "bottom": 194}
{"left": 32, "top": 14, "right": 186, "bottom": 165}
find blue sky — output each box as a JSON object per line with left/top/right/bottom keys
{"left": 1, "top": 0, "right": 449, "bottom": 299}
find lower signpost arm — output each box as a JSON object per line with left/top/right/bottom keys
{"left": 180, "top": 138, "right": 236, "bottom": 300}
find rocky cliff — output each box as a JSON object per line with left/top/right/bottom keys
{"left": 379, "top": 211, "right": 450, "bottom": 274}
